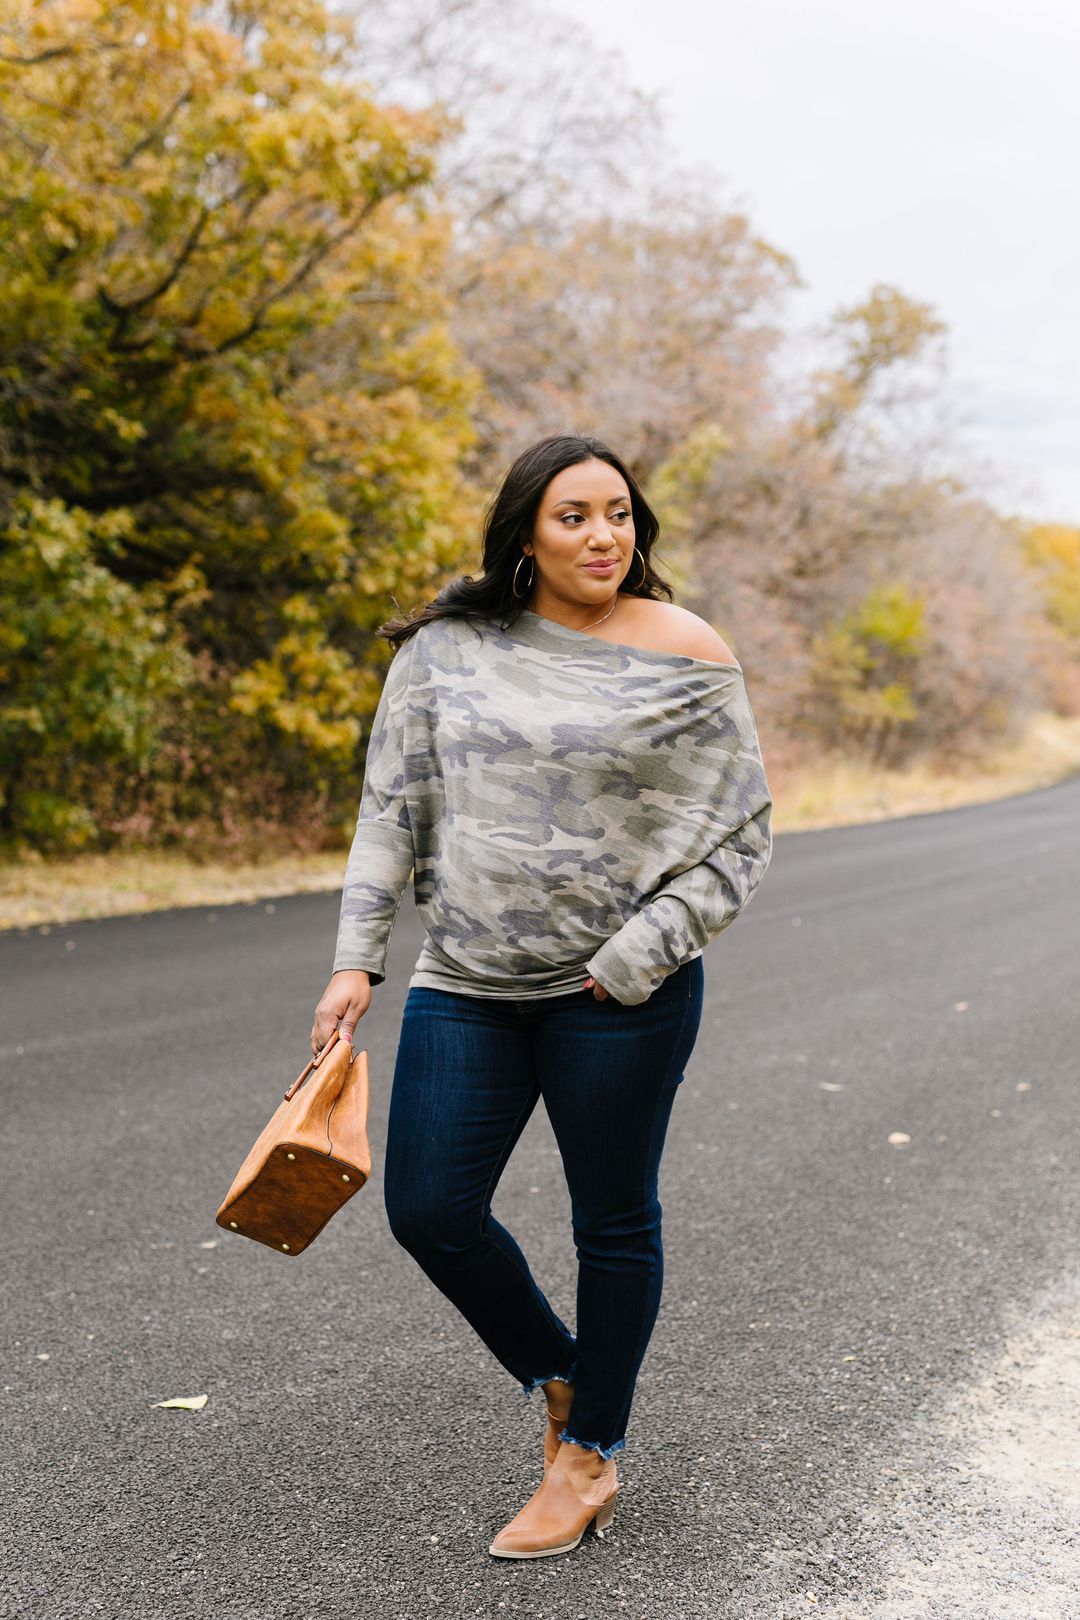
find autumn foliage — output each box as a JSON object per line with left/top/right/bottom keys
{"left": 0, "top": 0, "right": 1075, "bottom": 851}
{"left": 0, "top": 0, "right": 475, "bottom": 847}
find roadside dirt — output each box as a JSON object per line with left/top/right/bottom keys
{"left": 811, "top": 1282, "right": 1080, "bottom": 1619}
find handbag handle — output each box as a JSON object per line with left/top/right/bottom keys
{"left": 284, "top": 1027, "right": 341, "bottom": 1102}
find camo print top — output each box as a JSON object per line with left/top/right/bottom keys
{"left": 332, "top": 607, "right": 773, "bottom": 1006}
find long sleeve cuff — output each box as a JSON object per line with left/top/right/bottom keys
{"left": 585, "top": 804, "right": 772, "bottom": 1005}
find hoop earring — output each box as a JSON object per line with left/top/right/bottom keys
{"left": 512, "top": 553, "right": 535, "bottom": 599}
{"left": 631, "top": 546, "right": 647, "bottom": 589}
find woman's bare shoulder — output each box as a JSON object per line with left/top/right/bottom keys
{"left": 619, "top": 600, "right": 738, "bottom": 664}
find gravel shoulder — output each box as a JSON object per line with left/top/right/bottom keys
{"left": 810, "top": 1280, "right": 1080, "bottom": 1620}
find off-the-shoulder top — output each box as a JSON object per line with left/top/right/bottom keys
{"left": 332, "top": 606, "right": 773, "bottom": 1005}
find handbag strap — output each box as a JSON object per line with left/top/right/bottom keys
{"left": 284, "top": 1027, "right": 341, "bottom": 1102}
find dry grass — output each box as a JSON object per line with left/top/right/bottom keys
{"left": 0, "top": 849, "right": 347, "bottom": 931}
{"left": 771, "top": 711, "right": 1080, "bottom": 833}
{"left": 3, "top": 711, "right": 1079, "bottom": 931}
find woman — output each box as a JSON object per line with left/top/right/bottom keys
{"left": 310, "top": 433, "right": 773, "bottom": 1558}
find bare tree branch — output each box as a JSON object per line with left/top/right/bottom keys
{"left": 99, "top": 204, "right": 210, "bottom": 322}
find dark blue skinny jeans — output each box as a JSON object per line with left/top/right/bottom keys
{"left": 382, "top": 954, "right": 705, "bottom": 1460}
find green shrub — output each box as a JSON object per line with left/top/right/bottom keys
{"left": 0, "top": 497, "right": 189, "bottom": 849}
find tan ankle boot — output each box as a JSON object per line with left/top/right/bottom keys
{"left": 489, "top": 1445, "right": 619, "bottom": 1559}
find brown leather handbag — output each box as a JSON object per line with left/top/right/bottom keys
{"left": 216, "top": 1029, "right": 371, "bottom": 1255}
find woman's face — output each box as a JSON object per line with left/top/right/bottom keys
{"left": 523, "top": 457, "right": 636, "bottom": 606}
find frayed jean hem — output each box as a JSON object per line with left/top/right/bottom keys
{"left": 559, "top": 1429, "right": 626, "bottom": 1462}
{"left": 519, "top": 1364, "right": 577, "bottom": 1398}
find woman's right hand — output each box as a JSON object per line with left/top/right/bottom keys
{"left": 311, "top": 970, "right": 373, "bottom": 1057}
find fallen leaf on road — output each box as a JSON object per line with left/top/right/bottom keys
{"left": 151, "top": 1395, "right": 208, "bottom": 1411}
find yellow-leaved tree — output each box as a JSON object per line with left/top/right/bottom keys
{"left": 0, "top": 0, "right": 477, "bottom": 848}
{"left": 1020, "top": 525, "right": 1080, "bottom": 646}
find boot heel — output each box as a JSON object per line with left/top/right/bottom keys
{"left": 593, "top": 1487, "right": 618, "bottom": 1533}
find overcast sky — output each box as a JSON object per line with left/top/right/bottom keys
{"left": 569, "top": 0, "right": 1079, "bottom": 524}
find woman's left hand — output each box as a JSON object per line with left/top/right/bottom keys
{"left": 582, "top": 976, "right": 611, "bottom": 1001}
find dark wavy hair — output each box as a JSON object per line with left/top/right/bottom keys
{"left": 376, "top": 432, "right": 674, "bottom": 650}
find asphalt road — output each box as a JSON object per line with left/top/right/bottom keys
{"left": 3, "top": 774, "right": 1079, "bottom": 1620}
